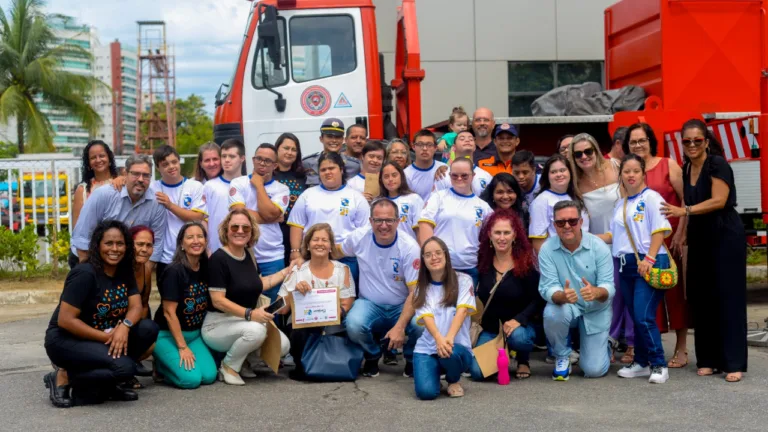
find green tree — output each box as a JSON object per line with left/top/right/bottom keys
{"left": 0, "top": 0, "right": 105, "bottom": 153}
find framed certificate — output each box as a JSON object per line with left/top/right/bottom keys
{"left": 289, "top": 286, "right": 342, "bottom": 329}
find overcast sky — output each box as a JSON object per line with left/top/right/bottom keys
{"left": 2, "top": 0, "right": 252, "bottom": 114}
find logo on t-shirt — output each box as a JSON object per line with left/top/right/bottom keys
{"left": 474, "top": 207, "right": 484, "bottom": 227}
{"left": 633, "top": 201, "right": 646, "bottom": 222}
{"left": 229, "top": 187, "right": 237, "bottom": 197}
{"left": 400, "top": 204, "right": 410, "bottom": 222}
{"left": 480, "top": 179, "right": 487, "bottom": 189}
{"left": 391, "top": 258, "right": 403, "bottom": 282}
{"left": 92, "top": 283, "right": 129, "bottom": 330}
{"left": 339, "top": 198, "right": 350, "bottom": 216}
{"left": 183, "top": 194, "right": 193, "bottom": 209}
{"left": 412, "top": 258, "right": 420, "bottom": 270}
{"left": 183, "top": 282, "right": 208, "bottom": 328}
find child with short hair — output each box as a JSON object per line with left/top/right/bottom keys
{"left": 437, "top": 106, "right": 469, "bottom": 162}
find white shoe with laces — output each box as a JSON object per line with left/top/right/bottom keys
{"left": 618, "top": 362, "right": 651, "bottom": 378}
{"left": 649, "top": 366, "right": 669, "bottom": 384}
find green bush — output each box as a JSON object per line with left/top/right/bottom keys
{"left": 0, "top": 224, "right": 39, "bottom": 279}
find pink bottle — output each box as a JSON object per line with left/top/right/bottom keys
{"left": 497, "top": 348, "right": 510, "bottom": 385}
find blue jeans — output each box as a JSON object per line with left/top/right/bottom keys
{"left": 469, "top": 325, "right": 536, "bottom": 381}
{"left": 618, "top": 253, "right": 669, "bottom": 368}
{"left": 413, "top": 344, "right": 472, "bottom": 400}
{"left": 346, "top": 298, "right": 424, "bottom": 361}
{"left": 456, "top": 267, "right": 479, "bottom": 287}
{"left": 258, "top": 259, "right": 285, "bottom": 303}
{"left": 339, "top": 256, "right": 359, "bottom": 294}
{"left": 543, "top": 303, "right": 610, "bottom": 378}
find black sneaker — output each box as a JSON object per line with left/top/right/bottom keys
{"left": 403, "top": 361, "right": 414, "bottom": 378}
{"left": 383, "top": 349, "right": 399, "bottom": 366}
{"left": 361, "top": 359, "right": 380, "bottom": 377}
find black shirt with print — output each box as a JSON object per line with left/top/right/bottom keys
{"left": 207, "top": 248, "right": 263, "bottom": 312}
{"left": 273, "top": 169, "right": 307, "bottom": 218}
{"left": 154, "top": 263, "right": 209, "bottom": 331}
{"left": 48, "top": 263, "right": 138, "bottom": 331}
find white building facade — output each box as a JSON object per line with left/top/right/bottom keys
{"left": 93, "top": 42, "right": 139, "bottom": 154}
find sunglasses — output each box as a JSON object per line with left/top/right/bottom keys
{"left": 229, "top": 224, "right": 252, "bottom": 233}
{"left": 553, "top": 218, "right": 580, "bottom": 228}
{"left": 450, "top": 173, "right": 471, "bottom": 181}
{"left": 572, "top": 148, "right": 595, "bottom": 159}
{"left": 682, "top": 137, "right": 706, "bottom": 147}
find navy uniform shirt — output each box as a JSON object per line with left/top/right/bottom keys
{"left": 302, "top": 152, "right": 361, "bottom": 186}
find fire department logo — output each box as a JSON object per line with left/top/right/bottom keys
{"left": 300, "top": 86, "right": 332, "bottom": 116}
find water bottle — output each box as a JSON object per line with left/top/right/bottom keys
{"left": 497, "top": 348, "right": 510, "bottom": 385}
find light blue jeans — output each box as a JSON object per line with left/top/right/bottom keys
{"left": 543, "top": 303, "right": 611, "bottom": 378}
{"left": 413, "top": 344, "right": 472, "bottom": 400}
{"left": 468, "top": 325, "right": 537, "bottom": 381}
{"left": 346, "top": 298, "right": 424, "bottom": 361}
{"left": 258, "top": 259, "right": 285, "bottom": 303}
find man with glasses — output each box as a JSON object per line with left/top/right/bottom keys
{"left": 538, "top": 200, "right": 614, "bottom": 382}
{"left": 69, "top": 154, "right": 167, "bottom": 269}
{"left": 303, "top": 118, "right": 361, "bottom": 186}
{"left": 338, "top": 198, "right": 424, "bottom": 378}
{"left": 404, "top": 129, "right": 446, "bottom": 201}
{"left": 229, "top": 143, "right": 291, "bottom": 299}
{"left": 433, "top": 130, "right": 492, "bottom": 196}
{"left": 477, "top": 123, "right": 520, "bottom": 176}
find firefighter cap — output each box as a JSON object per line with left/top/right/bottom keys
{"left": 320, "top": 118, "right": 345, "bottom": 136}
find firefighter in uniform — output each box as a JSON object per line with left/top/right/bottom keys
{"left": 303, "top": 118, "right": 362, "bottom": 186}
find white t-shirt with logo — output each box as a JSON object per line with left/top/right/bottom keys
{"left": 609, "top": 187, "right": 672, "bottom": 257}
{"left": 414, "top": 272, "right": 477, "bottom": 355}
{"left": 341, "top": 226, "right": 421, "bottom": 305}
{"left": 419, "top": 188, "right": 493, "bottom": 269}
{"left": 347, "top": 173, "right": 366, "bottom": 193}
{"left": 203, "top": 176, "right": 235, "bottom": 254}
{"left": 150, "top": 178, "right": 206, "bottom": 264}
{"left": 433, "top": 165, "right": 492, "bottom": 197}
{"left": 528, "top": 189, "right": 590, "bottom": 239}
{"left": 287, "top": 184, "right": 370, "bottom": 244}
{"left": 522, "top": 173, "right": 542, "bottom": 210}
{"left": 404, "top": 161, "right": 447, "bottom": 201}
{"left": 390, "top": 193, "right": 424, "bottom": 240}
{"left": 229, "top": 176, "right": 290, "bottom": 263}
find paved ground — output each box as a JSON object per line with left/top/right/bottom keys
{"left": 1, "top": 311, "right": 768, "bottom": 432}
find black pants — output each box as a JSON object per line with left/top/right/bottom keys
{"left": 45, "top": 320, "right": 158, "bottom": 389}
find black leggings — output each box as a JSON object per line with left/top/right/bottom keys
{"left": 45, "top": 320, "right": 158, "bottom": 389}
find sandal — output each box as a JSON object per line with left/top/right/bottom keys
{"left": 515, "top": 364, "right": 531, "bottom": 380}
{"left": 725, "top": 372, "right": 743, "bottom": 383}
{"left": 446, "top": 383, "right": 464, "bottom": 398}
{"left": 619, "top": 346, "right": 634, "bottom": 364}
{"left": 697, "top": 368, "right": 721, "bottom": 376}
{"left": 667, "top": 350, "right": 688, "bottom": 368}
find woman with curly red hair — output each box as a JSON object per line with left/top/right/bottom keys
{"left": 468, "top": 209, "right": 543, "bottom": 381}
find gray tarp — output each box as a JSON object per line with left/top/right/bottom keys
{"left": 531, "top": 82, "right": 646, "bottom": 116}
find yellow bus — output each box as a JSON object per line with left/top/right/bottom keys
{"left": 20, "top": 172, "right": 70, "bottom": 227}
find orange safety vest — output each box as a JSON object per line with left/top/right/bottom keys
{"left": 476, "top": 154, "right": 513, "bottom": 176}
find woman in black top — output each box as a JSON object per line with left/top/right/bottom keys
{"left": 468, "top": 209, "right": 542, "bottom": 381}
{"left": 201, "top": 208, "right": 295, "bottom": 385}
{"left": 153, "top": 221, "right": 217, "bottom": 389}
{"left": 480, "top": 173, "right": 529, "bottom": 229}
{"left": 661, "top": 119, "right": 747, "bottom": 382}
{"left": 44, "top": 220, "right": 159, "bottom": 407}
{"left": 273, "top": 133, "right": 307, "bottom": 265}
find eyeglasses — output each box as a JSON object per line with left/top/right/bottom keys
{"left": 254, "top": 156, "right": 276, "bottom": 165}
{"left": 229, "top": 224, "right": 252, "bottom": 233}
{"left": 628, "top": 138, "right": 650, "bottom": 147}
{"left": 413, "top": 142, "right": 436, "bottom": 149}
{"left": 128, "top": 171, "right": 152, "bottom": 180}
{"left": 682, "top": 137, "right": 706, "bottom": 147}
{"left": 423, "top": 250, "right": 445, "bottom": 259}
{"left": 450, "top": 173, "right": 470, "bottom": 181}
{"left": 572, "top": 148, "right": 595, "bottom": 159}
{"left": 372, "top": 218, "right": 397, "bottom": 225}
{"left": 389, "top": 150, "right": 408, "bottom": 156}
{"left": 553, "top": 218, "right": 580, "bottom": 228}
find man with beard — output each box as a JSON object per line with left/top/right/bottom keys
{"left": 472, "top": 107, "right": 497, "bottom": 162}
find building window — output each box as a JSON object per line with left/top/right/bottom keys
{"left": 507, "top": 61, "right": 604, "bottom": 116}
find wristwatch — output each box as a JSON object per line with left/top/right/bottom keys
{"left": 122, "top": 319, "right": 134, "bottom": 328}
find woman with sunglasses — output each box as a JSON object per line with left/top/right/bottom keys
{"left": 567, "top": 133, "right": 627, "bottom": 363}
{"left": 660, "top": 119, "right": 746, "bottom": 383}
{"left": 378, "top": 161, "right": 423, "bottom": 240}
{"left": 600, "top": 154, "right": 672, "bottom": 384}
{"left": 418, "top": 157, "right": 492, "bottom": 286}
{"left": 529, "top": 154, "right": 590, "bottom": 253}
{"left": 201, "top": 208, "right": 293, "bottom": 385}
{"left": 623, "top": 123, "right": 689, "bottom": 369}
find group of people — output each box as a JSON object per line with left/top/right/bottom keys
{"left": 43, "top": 107, "right": 747, "bottom": 407}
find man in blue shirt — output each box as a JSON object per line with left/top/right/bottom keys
{"left": 538, "top": 200, "right": 614, "bottom": 381}
{"left": 70, "top": 154, "right": 166, "bottom": 268}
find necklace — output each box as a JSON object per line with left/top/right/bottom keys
{"left": 583, "top": 169, "right": 603, "bottom": 189}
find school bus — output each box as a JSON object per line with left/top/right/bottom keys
{"left": 20, "top": 172, "right": 70, "bottom": 227}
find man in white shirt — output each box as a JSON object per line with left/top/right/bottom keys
{"left": 229, "top": 143, "right": 291, "bottom": 301}
{"left": 347, "top": 140, "right": 386, "bottom": 201}
{"left": 204, "top": 139, "right": 246, "bottom": 254}
{"left": 339, "top": 198, "right": 424, "bottom": 378}
{"left": 404, "top": 129, "right": 446, "bottom": 201}
{"left": 433, "top": 130, "right": 492, "bottom": 196}
{"left": 151, "top": 145, "right": 207, "bottom": 278}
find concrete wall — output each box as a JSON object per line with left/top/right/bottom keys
{"left": 373, "top": 0, "right": 616, "bottom": 125}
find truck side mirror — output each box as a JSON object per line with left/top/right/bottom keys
{"left": 258, "top": 6, "right": 281, "bottom": 69}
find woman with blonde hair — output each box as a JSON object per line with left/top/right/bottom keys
{"left": 201, "top": 208, "right": 296, "bottom": 385}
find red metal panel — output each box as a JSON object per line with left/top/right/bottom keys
{"left": 392, "top": 0, "right": 424, "bottom": 142}
{"left": 110, "top": 42, "right": 122, "bottom": 153}
{"left": 360, "top": 7, "right": 383, "bottom": 139}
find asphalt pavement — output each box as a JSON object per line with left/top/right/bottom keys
{"left": 1, "top": 315, "right": 768, "bottom": 432}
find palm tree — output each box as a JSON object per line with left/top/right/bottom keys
{"left": 0, "top": 0, "right": 104, "bottom": 153}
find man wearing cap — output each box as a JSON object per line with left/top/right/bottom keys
{"left": 302, "top": 118, "right": 362, "bottom": 186}
{"left": 477, "top": 123, "right": 520, "bottom": 176}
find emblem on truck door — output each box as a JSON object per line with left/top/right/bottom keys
{"left": 300, "top": 85, "right": 331, "bottom": 116}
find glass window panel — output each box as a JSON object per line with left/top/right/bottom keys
{"left": 508, "top": 95, "right": 541, "bottom": 117}
{"left": 557, "top": 61, "right": 604, "bottom": 87}
{"left": 508, "top": 62, "right": 554, "bottom": 93}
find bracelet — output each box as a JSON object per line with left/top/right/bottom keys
{"left": 244, "top": 308, "right": 253, "bottom": 321}
{"left": 178, "top": 345, "right": 188, "bottom": 351}
{"left": 644, "top": 256, "right": 656, "bottom": 264}
{"left": 290, "top": 249, "right": 300, "bottom": 253}
{"left": 685, "top": 205, "right": 692, "bottom": 216}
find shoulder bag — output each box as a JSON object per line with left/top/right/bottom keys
{"left": 470, "top": 271, "right": 507, "bottom": 345}
{"left": 622, "top": 197, "right": 678, "bottom": 290}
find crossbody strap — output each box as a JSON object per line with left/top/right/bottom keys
{"left": 477, "top": 270, "right": 508, "bottom": 322}
{"left": 622, "top": 198, "right": 641, "bottom": 262}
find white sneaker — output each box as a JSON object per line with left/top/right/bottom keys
{"left": 618, "top": 362, "right": 651, "bottom": 378}
{"left": 649, "top": 366, "right": 669, "bottom": 384}
{"left": 283, "top": 354, "right": 296, "bottom": 367}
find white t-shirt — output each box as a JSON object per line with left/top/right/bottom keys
{"left": 404, "top": 161, "right": 447, "bottom": 201}
{"left": 390, "top": 193, "right": 424, "bottom": 240}
{"left": 433, "top": 165, "right": 492, "bottom": 197}
{"left": 287, "top": 184, "right": 370, "bottom": 244}
{"left": 203, "top": 176, "right": 235, "bottom": 254}
{"left": 522, "top": 173, "right": 542, "bottom": 210}
{"left": 414, "top": 272, "right": 477, "bottom": 355}
{"left": 419, "top": 188, "right": 493, "bottom": 269}
{"left": 609, "top": 187, "right": 672, "bottom": 257}
{"left": 150, "top": 178, "right": 206, "bottom": 264}
{"left": 528, "top": 189, "right": 590, "bottom": 239}
{"left": 341, "top": 226, "right": 421, "bottom": 305}
{"left": 347, "top": 173, "right": 366, "bottom": 193}
{"left": 277, "top": 260, "right": 356, "bottom": 300}
{"left": 229, "top": 176, "right": 290, "bottom": 263}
